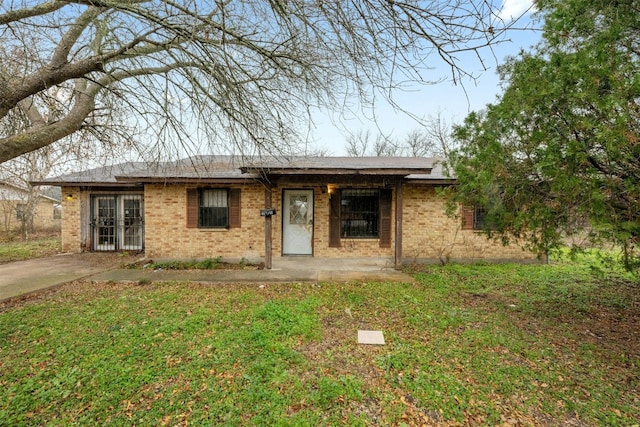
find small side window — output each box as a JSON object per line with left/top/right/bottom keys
{"left": 462, "top": 204, "right": 489, "bottom": 231}
{"left": 199, "top": 189, "right": 228, "bottom": 228}
{"left": 473, "top": 206, "right": 487, "bottom": 230}
{"left": 186, "top": 188, "right": 241, "bottom": 229}
{"left": 16, "top": 203, "right": 26, "bottom": 221}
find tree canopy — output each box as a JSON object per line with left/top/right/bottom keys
{"left": 0, "top": 0, "right": 519, "bottom": 163}
{"left": 448, "top": 0, "right": 640, "bottom": 269}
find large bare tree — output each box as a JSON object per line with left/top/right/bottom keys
{"left": 0, "top": 0, "right": 524, "bottom": 163}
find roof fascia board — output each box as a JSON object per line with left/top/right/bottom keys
{"left": 405, "top": 179, "right": 456, "bottom": 185}
{"left": 30, "top": 181, "right": 143, "bottom": 188}
{"left": 114, "top": 176, "right": 260, "bottom": 184}
{"left": 254, "top": 168, "right": 432, "bottom": 176}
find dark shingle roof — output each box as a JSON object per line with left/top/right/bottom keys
{"left": 33, "top": 155, "right": 453, "bottom": 186}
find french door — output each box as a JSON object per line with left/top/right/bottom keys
{"left": 92, "top": 195, "right": 144, "bottom": 251}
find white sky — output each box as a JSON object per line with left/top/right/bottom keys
{"left": 498, "top": 0, "right": 537, "bottom": 20}
{"left": 308, "top": 0, "right": 539, "bottom": 155}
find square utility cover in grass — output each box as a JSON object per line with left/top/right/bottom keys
{"left": 357, "top": 330, "right": 385, "bottom": 345}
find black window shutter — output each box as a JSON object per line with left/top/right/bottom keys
{"left": 229, "top": 189, "right": 241, "bottom": 228}
{"left": 329, "top": 190, "right": 341, "bottom": 247}
{"left": 379, "top": 189, "right": 392, "bottom": 248}
{"left": 461, "top": 204, "right": 475, "bottom": 230}
{"left": 187, "top": 188, "right": 198, "bottom": 228}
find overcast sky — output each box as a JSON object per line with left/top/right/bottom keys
{"left": 309, "top": 0, "right": 540, "bottom": 155}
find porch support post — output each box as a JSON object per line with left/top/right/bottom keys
{"left": 264, "top": 185, "right": 273, "bottom": 270}
{"left": 394, "top": 181, "right": 403, "bottom": 267}
{"left": 80, "top": 190, "right": 90, "bottom": 251}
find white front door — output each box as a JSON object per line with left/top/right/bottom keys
{"left": 282, "top": 190, "right": 313, "bottom": 255}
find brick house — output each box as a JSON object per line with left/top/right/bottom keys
{"left": 35, "top": 156, "right": 540, "bottom": 266}
{"left": 0, "top": 180, "right": 61, "bottom": 234}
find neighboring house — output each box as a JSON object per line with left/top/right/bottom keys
{"left": 0, "top": 181, "right": 61, "bottom": 234}
{"left": 33, "top": 156, "right": 540, "bottom": 265}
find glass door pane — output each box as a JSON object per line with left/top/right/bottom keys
{"left": 120, "top": 195, "right": 143, "bottom": 251}
{"left": 94, "top": 196, "right": 116, "bottom": 251}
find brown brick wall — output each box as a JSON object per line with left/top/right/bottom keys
{"left": 61, "top": 181, "right": 540, "bottom": 262}
{"left": 144, "top": 184, "right": 265, "bottom": 260}
{"left": 270, "top": 184, "right": 395, "bottom": 258}
{"left": 60, "top": 186, "right": 81, "bottom": 253}
{"left": 0, "top": 199, "right": 60, "bottom": 232}
{"left": 402, "top": 184, "right": 540, "bottom": 263}
{"left": 32, "top": 201, "right": 60, "bottom": 230}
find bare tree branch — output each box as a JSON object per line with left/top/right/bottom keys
{"left": 0, "top": 0, "right": 70, "bottom": 26}
{"left": 0, "top": 0, "right": 526, "bottom": 163}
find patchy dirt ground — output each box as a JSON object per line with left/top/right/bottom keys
{"left": 461, "top": 280, "right": 640, "bottom": 362}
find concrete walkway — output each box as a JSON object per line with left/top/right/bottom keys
{"left": 0, "top": 253, "right": 118, "bottom": 300}
{"left": 1, "top": 254, "right": 413, "bottom": 301}
{"left": 92, "top": 256, "right": 412, "bottom": 284}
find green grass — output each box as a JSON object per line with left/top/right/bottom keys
{"left": 0, "top": 236, "right": 61, "bottom": 263}
{"left": 0, "top": 261, "right": 638, "bottom": 426}
{"left": 139, "top": 257, "right": 258, "bottom": 270}
{"left": 144, "top": 257, "right": 223, "bottom": 270}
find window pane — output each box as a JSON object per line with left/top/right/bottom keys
{"left": 201, "top": 189, "right": 228, "bottom": 207}
{"left": 200, "top": 189, "right": 228, "bottom": 227}
{"left": 474, "top": 206, "right": 486, "bottom": 230}
{"left": 340, "top": 189, "right": 379, "bottom": 238}
{"left": 289, "top": 195, "right": 308, "bottom": 224}
{"left": 16, "top": 203, "right": 26, "bottom": 220}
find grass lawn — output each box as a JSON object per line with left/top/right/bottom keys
{"left": 0, "top": 234, "right": 61, "bottom": 263}
{"left": 0, "top": 260, "right": 638, "bottom": 426}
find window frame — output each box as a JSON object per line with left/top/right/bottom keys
{"left": 329, "top": 187, "right": 391, "bottom": 248}
{"left": 339, "top": 188, "right": 381, "bottom": 239}
{"left": 15, "top": 203, "right": 27, "bottom": 221}
{"left": 462, "top": 204, "right": 494, "bottom": 231}
{"left": 186, "top": 187, "right": 241, "bottom": 230}
{"left": 473, "top": 205, "right": 487, "bottom": 230}
{"left": 53, "top": 204, "right": 62, "bottom": 220}
{"left": 198, "top": 188, "right": 229, "bottom": 229}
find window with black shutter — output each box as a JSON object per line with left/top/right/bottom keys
{"left": 461, "top": 204, "right": 492, "bottom": 231}
{"left": 340, "top": 189, "right": 380, "bottom": 238}
{"left": 199, "top": 189, "right": 228, "bottom": 227}
{"left": 186, "top": 188, "right": 241, "bottom": 229}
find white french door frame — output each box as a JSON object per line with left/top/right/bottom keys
{"left": 91, "top": 194, "right": 144, "bottom": 251}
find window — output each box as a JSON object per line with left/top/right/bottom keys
{"left": 199, "top": 189, "right": 228, "bottom": 228}
{"left": 340, "top": 189, "right": 380, "bottom": 238}
{"left": 329, "top": 189, "right": 392, "bottom": 248}
{"left": 462, "top": 205, "right": 493, "bottom": 230}
{"left": 329, "top": 188, "right": 391, "bottom": 248}
{"left": 16, "top": 203, "right": 26, "bottom": 221}
{"left": 473, "top": 206, "right": 487, "bottom": 230}
{"left": 186, "top": 188, "right": 241, "bottom": 229}
{"left": 53, "top": 204, "right": 62, "bottom": 219}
